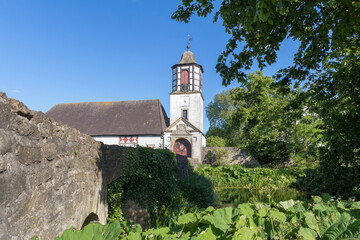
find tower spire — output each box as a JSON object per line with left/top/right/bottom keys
{"left": 187, "top": 35, "right": 192, "bottom": 51}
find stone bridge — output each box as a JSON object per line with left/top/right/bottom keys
{"left": 0, "top": 92, "right": 134, "bottom": 239}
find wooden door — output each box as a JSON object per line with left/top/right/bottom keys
{"left": 173, "top": 139, "right": 191, "bottom": 157}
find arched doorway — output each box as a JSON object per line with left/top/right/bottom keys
{"left": 173, "top": 139, "right": 191, "bottom": 157}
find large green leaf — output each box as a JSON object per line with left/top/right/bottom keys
{"left": 277, "top": 199, "right": 298, "bottom": 210}
{"left": 269, "top": 209, "right": 286, "bottom": 223}
{"left": 237, "top": 203, "right": 255, "bottom": 217}
{"left": 177, "top": 213, "right": 198, "bottom": 225}
{"left": 290, "top": 202, "right": 308, "bottom": 213}
{"left": 55, "top": 221, "right": 122, "bottom": 240}
{"left": 202, "top": 207, "right": 235, "bottom": 233}
{"left": 235, "top": 215, "right": 248, "bottom": 229}
{"left": 321, "top": 221, "right": 360, "bottom": 240}
{"left": 143, "top": 227, "right": 170, "bottom": 237}
{"left": 313, "top": 202, "right": 336, "bottom": 214}
{"left": 298, "top": 227, "right": 317, "bottom": 240}
{"left": 197, "top": 226, "right": 217, "bottom": 240}
{"left": 125, "top": 232, "right": 142, "bottom": 240}
{"left": 304, "top": 212, "right": 320, "bottom": 235}
{"left": 234, "top": 227, "right": 258, "bottom": 240}
{"left": 205, "top": 206, "right": 216, "bottom": 214}
{"left": 257, "top": 205, "right": 270, "bottom": 218}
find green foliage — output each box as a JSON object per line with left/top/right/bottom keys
{"left": 55, "top": 220, "right": 122, "bottom": 240}
{"left": 107, "top": 178, "right": 125, "bottom": 224}
{"left": 56, "top": 195, "right": 360, "bottom": 239}
{"left": 107, "top": 147, "right": 178, "bottom": 225}
{"left": 60, "top": 196, "right": 360, "bottom": 239}
{"left": 132, "top": 196, "right": 360, "bottom": 239}
{"left": 197, "top": 164, "right": 309, "bottom": 206}
{"left": 294, "top": 164, "right": 360, "bottom": 200}
{"left": 217, "top": 186, "right": 307, "bottom": 207}
{"left": 213, "top": 148, "right": 228, "bottom": 165}
{"left": 206, "top": 136, "right": 226, "bottom": 147}
{"left": 206, "top": 89, "right": 236, "bottom": 143}
{"left": 107, "top": 146, "right": 216, "bottom": 228}
{"left": 179, "top": 173, "right": 215, "bottom": 209}
{"left": 205, "top": 72, "right": 321, "bottom": 164}
{"left": 125, "top": 147, "right": 178, "bottom": 219}
{"left": 231, "top": 72, "right": 322, "bottom": 164}
{"left": 196, "top": 164, "right": 304, "bottom": 189}
{"left": 172, "top": 0, "right": 360, "bottom": 87}
{"left": 173, "top": 0, "right": 360, "bottom": 200}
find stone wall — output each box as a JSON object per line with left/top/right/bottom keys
{"left": 0, "top": 92, "right": 109, "bottom": 239}
{"left": 201, "top": 147, "right": 260, "bottom": 166}
{"left": 0, "top": 92, "right": 198, "bottom": 239}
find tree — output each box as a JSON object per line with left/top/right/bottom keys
{"left": 230, "top": 72, "right": 321, "bottom": 164}
{"left": 206, "top": 136, "right": 227, "bottom": 147}
{"left": 205, "top": 89, "right": 236, "bottom": 145}
{"left": 230, "top": 72, "right": 290, "bottom": 163}
{"left": 173, "top": 0, "right": 360, "bottom": 196}
{"left": 172, "top": 1, "right": 359, "bottom": 85}
{"left": 206, "top": 72, "right": 321, "bottom": 164}
{"left": 206, "top": 89, "right": 235, "bottom": 131}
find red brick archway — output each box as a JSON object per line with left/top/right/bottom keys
{"left": 173, "top": 139, "right": 191, "bottom": 157}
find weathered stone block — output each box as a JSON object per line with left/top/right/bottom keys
{"left": 0, "top": 92, "right": 108, "bottom": 239}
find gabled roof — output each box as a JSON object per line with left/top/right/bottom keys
{"left": 165, "top": 117, "right": 205, "bottom": 136}
{"left": 46, "top": 99, "right": 169, "bottom": 136}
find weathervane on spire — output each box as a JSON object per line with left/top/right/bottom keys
{"left": 187, "top": 35, "right": 192, "bottom": 51}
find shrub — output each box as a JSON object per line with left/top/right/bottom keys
{"left": 179, "top": 172, "right": 215, "bottom": 208}
{"left": 206, "top": 136, "right": 227, "bottom": 147}
{"left": 294, "top": 163, "right": 360, "bottom": 200}
{"left": 107, "top": 146, "right": 216, "bottom": 227}
{"left": 107, "top": 147, "right": 178, "bottom": 225}
{"left": 247, "top": 139, "right": 290, "bottom": 164}
{"left": 56, "top": 195, "right": 360, "bottom": 239}
{"left": 196, "top": 164, "right": 304, "bottom": 188}
{"left": 213, "top": 148, "right": 229, "bottom": 165}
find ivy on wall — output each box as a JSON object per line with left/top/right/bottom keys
{"left": 107, "top": 146, "right": 179, "bottom": 225}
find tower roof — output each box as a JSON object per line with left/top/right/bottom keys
{"left": 178, "top": 50, "right": 196, "bottom": 64}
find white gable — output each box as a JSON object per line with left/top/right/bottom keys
{"left": 165, "top": 117, "right": 200, "bottom": 133}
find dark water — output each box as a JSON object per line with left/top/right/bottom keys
{"left": 216, "top": 187, "right": 309, "bottom": 207}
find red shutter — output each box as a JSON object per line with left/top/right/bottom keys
{"left": 181, "top": 70, "right": 189, "bottom": 84}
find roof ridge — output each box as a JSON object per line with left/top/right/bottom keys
{"left": 46, "top": 99, "right": 168, "bottom": 136}
{"left": 47, "top": 99, "right": 161, "bottom": 107}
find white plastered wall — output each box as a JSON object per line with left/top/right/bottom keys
{"left": 92, "top": 136, "right": 120, "bottom": 145}
{"left": 137, "top": 135, "right": 163, "bottom": 148}
{"left": 92, "top": 135, "right": 163, "bottom": 148}
{"left": 163, "top": 119, "right": 206, "bottom": 164}
{"left": 170, "top": 93, "right": 203, "bottom": 132}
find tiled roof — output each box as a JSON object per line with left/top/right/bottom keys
{"left": 46, "top": 99, "right": 169, "bottom": 136}
{"left": 178, "top": 51, "right": 196, "bottom": 64}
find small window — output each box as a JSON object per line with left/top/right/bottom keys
{"left": 182, "top": 110, "right": 188, "bottom": 120}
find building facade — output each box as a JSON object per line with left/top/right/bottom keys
{"left": 46, "top": 99, "right": 168, "bottom": 149}
{"left": 163, "top": 50, "right": 206, "bottom": 163}
{"left": 46, "top": 49, "right": 206, "bottom": 163}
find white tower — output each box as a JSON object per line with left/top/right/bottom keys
{"left": 169, "top": 49, "right": 204, "bottom": 132}
{"left": 164, "top": 45, "right": 206, "bottom": 164}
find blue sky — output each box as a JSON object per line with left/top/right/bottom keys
{"left": 0, "top": 0, "right": 298, "bottom": 132}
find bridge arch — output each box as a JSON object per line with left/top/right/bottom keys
{"left": 81, "top": 212, "right": 100, "bottom": 229}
